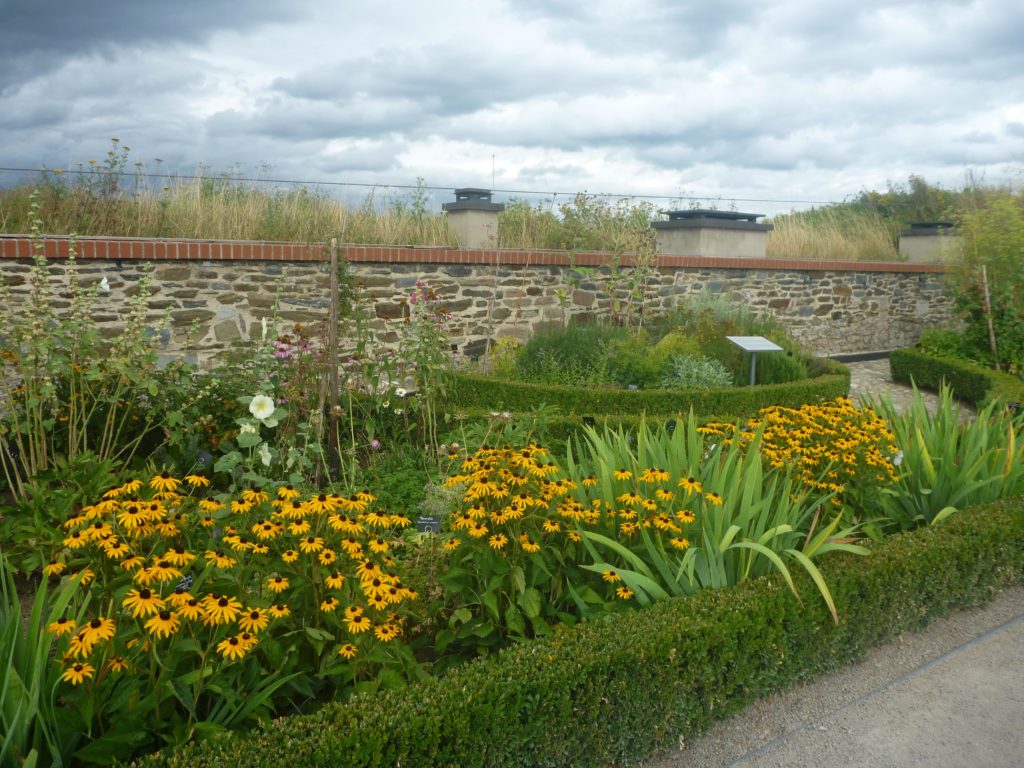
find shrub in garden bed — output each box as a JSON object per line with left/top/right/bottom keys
{"left": 132, "top": 495, "right": 1024, "bottom": 768}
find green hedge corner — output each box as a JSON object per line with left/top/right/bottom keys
{"left": 890, "top": 348, "right": 1024, "bottom": 406}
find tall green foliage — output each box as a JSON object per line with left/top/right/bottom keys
{"left": 952, "top": 192, "right": 1024, "bottom": 372}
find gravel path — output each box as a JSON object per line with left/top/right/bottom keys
{"left": 644, "top": 587, "right": 1024, "bottom": 768}
{"left": 845, "top": 358, "right": 975, "bottom": 417}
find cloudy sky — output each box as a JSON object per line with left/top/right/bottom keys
{"left": 1, "top": 0, "right": 1023, "bottom": 214}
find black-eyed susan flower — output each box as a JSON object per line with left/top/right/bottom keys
{"left": 102, "top": 539, "right": 130, "bottom": 560}
{"left": 178, "top": 598, "right": 203, "bottom": 621}
{"left": 184, "top": 474, "right": 210, "bottom": 488}
{"left": 150, "top": 472, "right": 180, "bottom": 493}
{"left": 519, "top": 533, "right": 541, "bottom": 554}
{"left": 616, "top": 586, "right": 634, "bottom": 600}
{"left": 164, "top": 546, "right": 196, "bottom": 567}
{"left": 241, "top": 487, "right": 269, "bottom": 504}
{"left": 299, "top": 536, "right": 324, "bottom": 554}
{"left": 145, "top": 559, "right": 183, "bottom": 584}
{"left": 106, "top": 656, "right": 130, "bottom": 673}
{"left": 202, "top": 595, "right": 243, "bottom": 625}
{"left": 230, "top": 499, "right": 253, "bottom": 515}
{"left": 675, "top": 509, "right": 696, "bottom": 524}
{"left": 347, "top": 613, "right": 371, "bottom": 634}
{"left": 443, "top": 538, "right": 461, "bottom": 551}
{"left": 61, "top": 662, "right": 95, "bottom": 685}
{"left": 306, "top": 494, "right": 336, "bottom": 515}
{"left": 320, "top": 596, "right": 339, "bottom": 613}
{"left": 204, "top": 550, "right": 237, "bottom": 569}
{"left": 669, "top": 536, "right": 690, "bottom": 550}
{"left": 678, "top": 477, "right": 703, "bottom": 494}
{"left": 601, "top": 569, "right": 622, "bottom": 583}
{"left": 337, "top": 643, "right": 358, "bottom": 659}
{"left": 63, "top": 531, "right": 88, "bottom": 549}
{"left": 267, "top": 575, "right": 289, "bottom": 593}
{"left": 67, "top": 631, "right": 95, "bottom": 659}
{"left": 281, "top": 549, "right": 299, "bottom": 564}
{"left": 79, "top": 616, "right": 116, "bottom": 645}
{"left": 47, "top": 616, "right": 75, "bottom": 636}
{"left": 268, "top": 603, "right": 290, "bottom": 619}
{"left": 117, "top": 504, "right": 148, "bottom": 531}
{"left": 145, "top": 610, "right": 181, "bottom": 638}
{"left": 374, "top": 623, "right": 401, "bottom": 642}
{"left": 324, "top": 572, "right": 345, "bottom": 590}
{"left": 277, "top": 484, "right": 300, "bottom": 500}
{"left": 239, "top": 608, "right": 270, "bottom": 633}
{"left": 488, "top": 533, "right": 508, "bottom": 551}
{"left": 42, "top": 562, "right": 66, "bottom": 577}
{"left": 317, "top": 548, "right": 337, "bottom": 566}
{"left": 217, "top": 634, "right": 249, "bottom": 661}
{"left": 613, "top": 469, "right": 632, "bottom": 480}
{"left": 122, "top": 588, "right": 165, "bottom": 618}
{"left": 704, "top": 491, "right": 723, "bottom": 506}
{"left": 121, "top": 556, "right": 145, "bottom": 572}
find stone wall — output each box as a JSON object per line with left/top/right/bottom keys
{"left": 0, "top": 236, "right": 954, "bottom": 365}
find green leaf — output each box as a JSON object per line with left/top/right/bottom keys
{"left": 504, "top": 604, "right": 526, "bottom": 636}
{"left": 518, "top": 588, "right": 542, "bottom": 619}
{"left": 481, "top": 590, "right": 500, "bottom": 621}
{"left": 236, "top": 432, "right": 262, "bottom": 449}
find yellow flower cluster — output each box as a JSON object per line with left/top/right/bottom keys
{"left": 699, "top": 397, "right": 899, "bottom": 504}
{"left": 443, "top": 445, "right": 706, "bottom": 600}
{"left": 46, "top": 473, "right": 415, "bottom": 684}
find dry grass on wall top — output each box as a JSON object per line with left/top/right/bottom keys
{"left": 2, "top": 172, "right": 911, "bottom": 261}
{"left": 766, "top": 208, "right": 902, "bottom": 262}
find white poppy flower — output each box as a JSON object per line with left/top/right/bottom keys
{"left": 249, "top": 395, "right": 275, "bottom": 421}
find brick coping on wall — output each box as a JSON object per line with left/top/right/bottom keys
{"left": 0, "top": 234, "right": 946, "bottom": 274}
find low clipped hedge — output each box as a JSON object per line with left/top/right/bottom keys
{"left": 890, "top": 347, "right": 1024, "bottom": 406}
{"left": 134, "top": 497, "right": 1024, "bottom": 768}
{"left": 447, "top": 359, "right": 850, "bottom": 418}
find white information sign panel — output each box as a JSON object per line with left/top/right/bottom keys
{"left": 725, "top": 336, "right": 785, "bottom": 385}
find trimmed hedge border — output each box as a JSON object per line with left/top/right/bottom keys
{"left": 890, "top": 347, "right": 1024, "bottom": 406}
{"left": 134, "top": 496, "right": 1024, "bottom": 768}
{"left": 447, "top": 360, "right": 851, "bottom": 418}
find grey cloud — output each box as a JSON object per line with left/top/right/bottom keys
{"left": 0, "top": 0, "right": 293, "bottom": 92}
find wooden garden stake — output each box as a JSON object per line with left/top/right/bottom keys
{"left": 980, "top": 264, "right": 999, "bottom": 369}
{"left": 328, "top": 238, "right": 341, "bottom": 473}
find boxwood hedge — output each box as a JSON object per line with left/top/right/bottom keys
{"left": 890, "top": 347, "right": 1024, "bottom": 406}
{"left": 446, "top": 359, "right": 850, "bottom": 418}
{"left": 133, "top": 496, "right": 1024, "bottom": 768}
